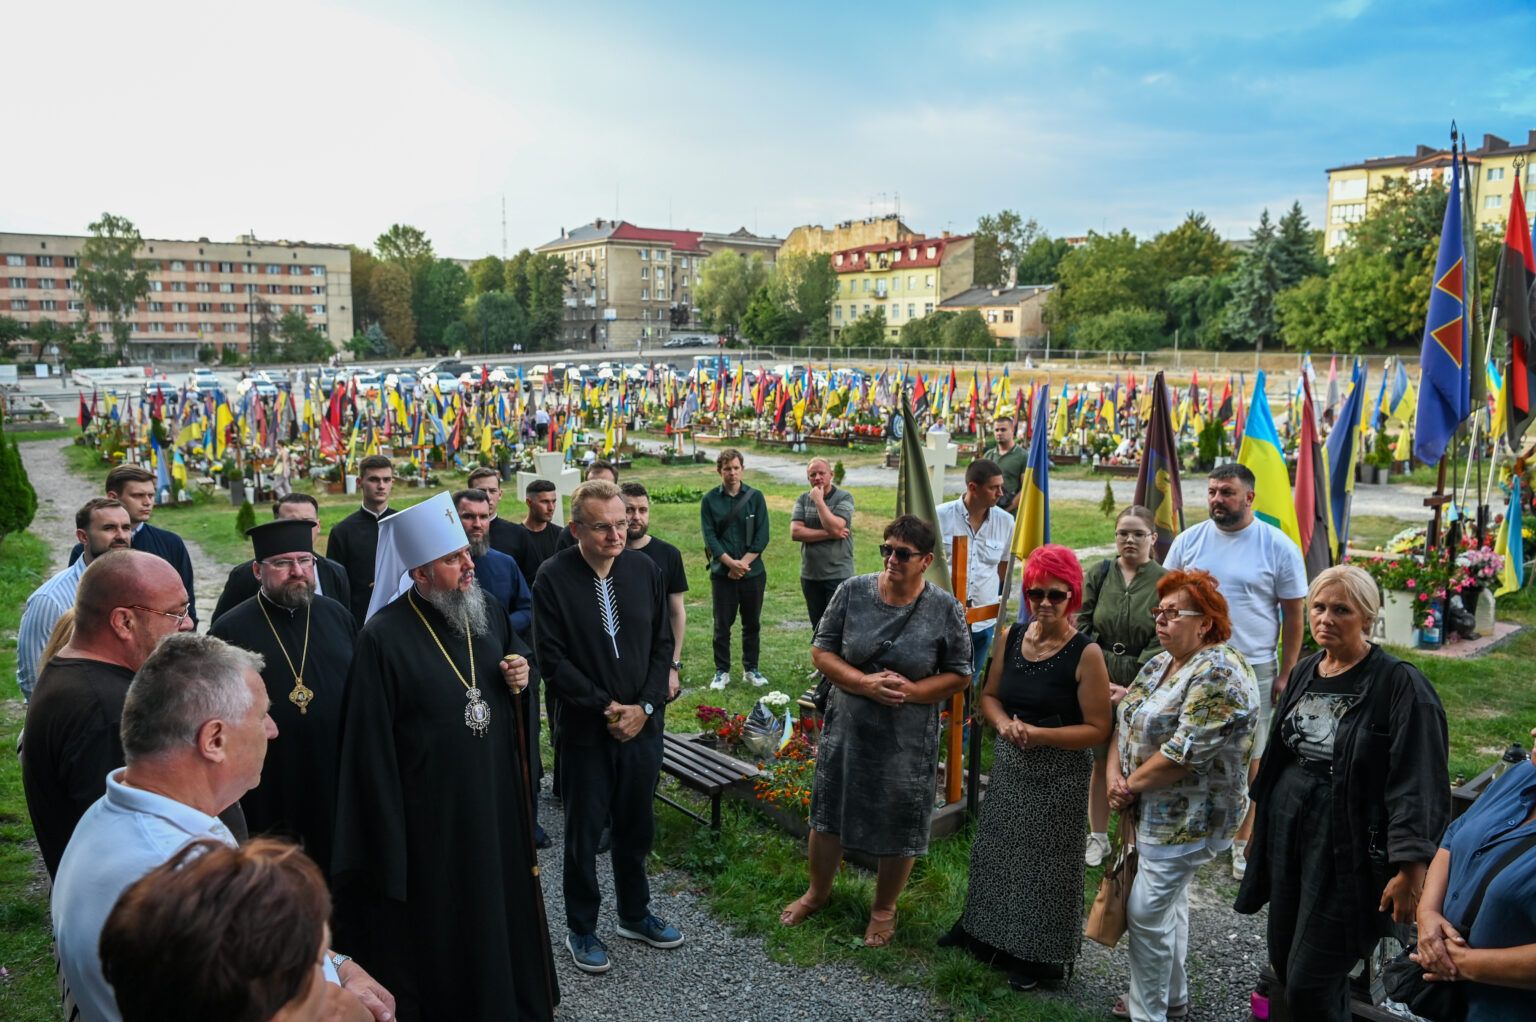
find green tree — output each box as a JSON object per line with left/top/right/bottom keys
{"left": 372, "top": 262, "right": 416, "bottom": 355}
{"left": 940, "top": 309, "right": 994, "bottom": 351}
{"left": 349, "top": 247, "right": 382, "bottom": 332}
{"left": 0, "top": 315, "right": 21, "bottom": 351}
{"left": 249, "top": 297, "right": 281, "bottom": 364}
{"left": 1275, "top": 274, "right": 1332, "bottom": 351}
{"left": 475, "top": 291, "right": 529, "bottom": 352}
{"left": 841, "top": 308, "right": 888, "bottom": 348}
{"left": 1016, "top": 235, "right": 1071, "bottom": 284}
{"left": 1145, "top": 212, "right": 1232, "bottom": 284}
{"left": 0, "top": 417, "right": 37, "bottom": 542}
{"left": 1073, "top": 307, "right": 1166, "bottom": 358}
{"left": 695, "top": 251, "right": 769, "bottom": 338}
{"left": 76, "top": 212, "right": 151, "bottom": 362}
{"left": 521, "top": 253, "right": 568, "bottom": 350}
{"left": 1274, "top": 202, "right": 1323, "bottom": 287}
{"left": 741, "top": 284, "right": 796, "bottom": 346}
{"left": 467, "top": 255, "right": 505, "bottom": 294}
{"left": 1222, "top": 210, "right": 1282, "bottom": 350}
{"left": 235, "top": 499, "right": 257, "bottom": 538}
{"left": 346, "top": 325, "right": 389, "bottom": 359}
{"left": 1046, "top": 230, "right": 1159, "bottom": 340}
{"left": 973, "top": 210, "right": 1042, "bottom": 287}
{"left": 442, "top": 320, "right": 471, "bottom": 353}
{"left": 772, "top": 252, "right": 837, "bottom": 344}
{"left": 1165, "top": 274, "right": 1233, "bottom": 350}
{"left": 277, "top": 310, "right": 332, "bottom": 363}
{"left": 374, "top": 224, "right": 435, "bottom": 281}
{"left": 897, "top": 310, "right": 952, "bottom": 350}
{"left": 502, "top": 249, "right": 533, "bottom": 308}
{"left": 414, "top": 259, "right": 471, "bottom": 353}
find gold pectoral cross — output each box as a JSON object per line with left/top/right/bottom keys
{"left": 289, "top": 677, "right": 316, "bottom": 714}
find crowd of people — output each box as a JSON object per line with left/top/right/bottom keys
{"left": 13, "top": 418, "right": 1536, "bottom": 1022}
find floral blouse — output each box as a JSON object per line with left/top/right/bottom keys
{"left": 1116, "top": 644, "right": 1260, "bottom": 847}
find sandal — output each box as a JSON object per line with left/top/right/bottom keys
{"left": 863, "top": 908, "right": 897, "bottom": 947}
{"left": 778, "top": 894, "right": 826, "bottom": 927}
{"left": 1112, "top": 994, "right": 1188, "bottom": 1018}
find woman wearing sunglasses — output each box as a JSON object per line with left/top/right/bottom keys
{"left": 1077, "top": 506, "right": 1166, "bottom": 868}
{"left": 781, "top": 515, "right": 972, "bottom": 948}
{"left": 940, "top": 544, "right": 1112, "bottom": 990}
{"left": 1107, "top": 569, "right": 1259, "bottom": 1021}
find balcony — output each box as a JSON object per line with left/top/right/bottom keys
{"left": 872, "top": 288, "right": 889, "bottom": 300}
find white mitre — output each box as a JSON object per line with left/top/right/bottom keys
{"left": 365, "top": 490, "right": 468, "bottom": 623}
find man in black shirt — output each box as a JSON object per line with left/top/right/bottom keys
{"left": 534, "top": 480, "right": 681, "bottom": 975}
{"left": 508, "top": 479, "right": 563, "bottom": 588}
{"left": 621, "top": 482, "right": 687, "bottom": 701}
{"left": 325, "top": 454, "right": 396, "bottom": 626}
{"left": 468, "top": 465, "right": 521, "bottom": 559}
{"left": 210, "top": 493, "right": 351, "bottom": 625}
{"left": 21, "top": 550, "right": 204, "bottom": 878}
{"left": 554, "top": 460, "right": 619, "bottom": 552}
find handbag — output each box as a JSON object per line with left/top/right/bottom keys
{"left": 1085, "top": 810, "right": 1139, "bottom": 948}
{"left": 812, "top": 588, "right": 928, "bottom": 713}
{"left": 1381, "top": 830, "right": 1536, "bottom": 1020}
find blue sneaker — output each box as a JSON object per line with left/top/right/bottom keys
{"left": 615, "top": 913, "right": 685, "bottom": 949}
{"left": 566, "top": 931, "right": 611, "bottom": 974}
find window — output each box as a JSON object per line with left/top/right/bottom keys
{"left": 640, "top": 267, "right": 649, "bottom": 279}
{"left": 907, "top": 275, "right": 916, "bottom": 289}
{"left": 679, "top": 257, "right": 689, "bottom": 269}
{"left": 170, "top": 260, "right": 186, "bottom": 271}
{"left": 266, "top": 264, "right": 281, "bottom": 274}
{"left": 1489, "top": 167, "right": 1506, "bottom": 182}
{"left": 907, "top": 304, "right": 916, "bottom": 319}
{"left": 654, "top": 249, "right": 664, "bottom": 260}
{"left": 924, "top": 274, "right": 934, "bottom": 288}
{"left": 40, "top": 299, "right": 56, "bottom": 311}
{"left": 289, "top": 265, "right": 303, "bottom": 276}
{"left": 925, "top": 246, "right": 936, "bottom": 258}
{"left": 196, "top": 302, "right": 211, "bottom": 313}
{"left": 312, "top": 304, "right": 326, "bottom": 314}
{"left": 224, "top": 323, "right": 238, "bottom": 333}
{"left": 243, "top": 263, "right": 256, "bottom": 273}
{"left": 245, "top": 284, "right": 256, "bottom": 294}
{"left": 150, "top": 322, "right": 165, "bottom": 333}
{"left": 1331, "top": 202, "right": 1366, "bottom": 223}
{"left": 68, "top": 300, "right": 83, "bottom": 312}
{"left": 641, "top": 287, "right": 649, "bottom": 300}
{"left": 863, "top": 304, "right": 871, "bottom": 316}
{"left": 1486, "top": 195, "right": 1504, "bottom": 209}
{"left": 1411, "top": 167, "right": 1435, "bottom": 186}
{"left": 924, "top": 302, "right": 934, "bottom": 315}
{"left": 37, "top": 255, "right": 53, "bottom": 267}
{"left": 835, "top": 254, "right": 843, "bottom": 266}
{"left": 171, "top": 282, "right": 187, "bottom": 292}
{"left": 220, "top": 282, "right": 234, "bottom": 293}
{"left": 149, "top": 301, "right": 165, "bottom": 312}
{"left": 307, "top": 285, "right": 322, "bottom": 295}
{"left": 641, "top": 308, "right": 649, "bottom": 321}
{"left": 290, "top": 285, "right": 303, "bottom": 295}
{"left": 639, "top": 249, "right": 649, "bottom": 261}
{"left": 172, "top": 302, "right": 189, "bottom": 312}
{"left": 194, "top": 261, "right": 211, "bottom": 272}
{"left": 889, "top": 304, "right": 900, "bottom": 320}
{"left": 64, "top": 256, "right": 77, "bottom": 268}
{"left": 862, "top": 278, "right": 870, "bottom": 292}
{"left": 893, "top": 277, "right": 901, "bottom": 291}
{"left": 39, "top": 277, "right": 56, "bottom": 289}
{"left": 219, "top": 262, "right": 234, "bottom": 273}
{"left": 269, "top": 284, "right": 282, "bottom": 294}
{"left": 200, "top": 322, "right": 214, "bottom": 332}
{"left": 174, "top": 323, "right": 191, "bottom": 333}
{"left": 1332, "top": 177, "right": 1367, "bottom": 200}
{"left": 1003, "top": 309, "right": 1015, "bottom": 324}
{"left": 4, "top": 255, "right": 23, "bottom": 267}
{"left": 310, "top": 265, "right": 325, "bottom": 276}
{"left": 893, "top": 249, "right": 903, "bottom": 263}
{"left": 221, "top": 302, "right": 236, "bottom": 312}
{"left": 9, "top": 299, "right": 26, "bottom": 310}
{"left": 834, "top": 306, "right": 842, "bottom": 322}
{"left": 6, "top": 277, "right": 23, "bottom": 288}
{"left": 148, "top": 280, "right": 163, "bottom": 291}
{"left": 986, "top": 310, "right": 998, "bottom": 324}
{"left": 67, "top": 277, "right": 78, "bottom": 290}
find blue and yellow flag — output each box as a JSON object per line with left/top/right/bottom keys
{"left": 1237, "top": 372, "right": 1302, "bottom": 549}
{"left": 1496, "top": 476, "right": 1525, "bottom": 596}
{"left": 1010, "top": 386, "right": 1052, "bottom": 561}
{"left": 1415, "top": 140, "right": 1471, "bottom": 464}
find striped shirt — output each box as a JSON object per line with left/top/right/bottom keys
{"left": 16, "top": 558, "right": 85, "bottom": 702}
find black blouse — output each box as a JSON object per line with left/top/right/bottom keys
{"left": 995, "top": 628, "right": 1088, "bottom": 727}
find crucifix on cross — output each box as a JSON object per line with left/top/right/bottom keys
{"left": 515, "top": 451, "right": 583, "bottom": 526}
{"left": 921, "top": 428, "right": 960, "bottom": 502}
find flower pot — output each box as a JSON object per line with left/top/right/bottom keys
{"left": 1377, "top": 590, "right": 1418, "bottom": 648}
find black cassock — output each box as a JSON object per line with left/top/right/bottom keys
{"left": 209, "top": 592, "right": 355, "bottom": 876}
{"left": 331, "top": 587, "right": 557, "bottom": 1022}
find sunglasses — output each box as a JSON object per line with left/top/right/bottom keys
{"left": 1025, "top": 588, "right": 1071, "bottom": 604}
{"left": 879, "top": 544, "right": 923, "bottom": 562}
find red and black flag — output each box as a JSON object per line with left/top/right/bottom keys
{"left": 911, "top": 372, "right": 930, "bottom": 419}
{"left": 1293, "top": 376, "right": 1336, "bottom": 581}
{"left": 1500, "top": 175, "right": 1536, "bottom": 448}
{"left": 77, "top": 392, "right": 93, "bottom": 431}
{"left": 1216, "top": 378, "right": 1234, "bottom": 422}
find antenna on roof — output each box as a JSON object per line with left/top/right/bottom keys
{"left": 500, "top": 194, "right": 507, "bottom": 260}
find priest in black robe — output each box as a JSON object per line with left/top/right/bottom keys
{"left": 209, "top": 518, "right": 355, "bottom": 876}
{"left": 332, "top": 491, "right": 557, "bottom": 1022}
{"left": 534, "top": 480, "right": 681, "bottom": 972}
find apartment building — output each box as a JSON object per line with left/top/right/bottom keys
{"left": 830, "top": 233, "right": 975, "bottom": 340}
{"left": 939, "top": 284, "right": 1053, "bottom": 347}
{"left": 537, "top": 218, "right": 782, "bottom": 350}
{"left": 779, "top": 215, "right": 915, "bottom": 259}
{"left": 0, "top": 231, "right": 353, "bottom": 363}
{"left": 1324, "top": 130, "right": 1536, "bottom": 253}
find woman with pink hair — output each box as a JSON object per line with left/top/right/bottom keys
{"left": 939, "top": 543, "right": 1112, "bottom": 990}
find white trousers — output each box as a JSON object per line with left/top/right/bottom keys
{"left": 1126, "top": 843, "right": 1218, "bottom": 1022}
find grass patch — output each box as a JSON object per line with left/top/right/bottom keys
{"left": 0, "top": 531, "right": 63, "bottom": 1022}
{"left": 11, "top": 429, "right": 76, "bottom": 444}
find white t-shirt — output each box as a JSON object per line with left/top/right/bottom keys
{"left": 937, "top": 498, "right": 1015, "bottom": 633}
{"left": 1163, "top": 518, "right": 1307, "bottom": 665}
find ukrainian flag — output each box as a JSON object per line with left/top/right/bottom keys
{"left": 1010, "top": 386, "right": 1052, "bottom": 561}
{"left": 1237, "top": 372, "right": 1302, "bottom": 549}
{"left": 1496, "top": 476, "right": 1525, "bottom": 596}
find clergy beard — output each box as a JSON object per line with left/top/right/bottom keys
{"left": 467, "top": 535, "right": 490, "bottom": 558}
{"left": 262, "top": 577, "right": 315, "bottom": 609}
{"left": 422, "top": 579, "right": 489, "bottom": 638}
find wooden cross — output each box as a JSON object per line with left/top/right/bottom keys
{"left": 922, "top": 428, "right": 960, "bottom": 501}
{"left": 516, "top": 451, "right": 583, "bottom": 527}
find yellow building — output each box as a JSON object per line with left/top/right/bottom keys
{"left": 779, "top": 215, "right": 915, "bottom": 259}
{"left": 1324, "top": 130, "right": 1536, "bottom": 253}
{"left": 830, "top": 233, "right": 975, "bottom": 340}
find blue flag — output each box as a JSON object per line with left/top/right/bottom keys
{"left": 1325, "top": 359, "right": 1369, "bottom": 552}
{"left": 1414, "top": 143, "right": 1471, "bottom": 464}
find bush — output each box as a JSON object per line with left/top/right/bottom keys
{"left": 0, "top": 422, "right": 37, "bottom": 541}
{"left": 646, "top": 485, "right": 706, "bottom": 504}
{"left": 234, "top": 499, "right": 257, "bottom": 538}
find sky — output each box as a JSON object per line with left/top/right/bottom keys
{"left": 6, "top": 0, "right": 1534, "bottom": 257}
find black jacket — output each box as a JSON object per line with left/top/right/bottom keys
{"left": 209, "top": 556, "right": 351, "bottom": 626}
{"left": 1235, "top": 644, "right": 1450, "bottom": 948}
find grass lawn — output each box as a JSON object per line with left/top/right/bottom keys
{"left": 33, "top": 437, "right": 1536, "bottom": 1020}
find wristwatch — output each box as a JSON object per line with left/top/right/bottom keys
{"left": 643, "top": 702, "right": 655, "bottom": 717}
{"left": 670, "top": 660, "right": 683, "bottom": 672}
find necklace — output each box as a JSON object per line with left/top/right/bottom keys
{"left": 1319, "top": 645, "right": 1370, "bottom": 677}
{"left": 408, "top": 591, "right": 488, "bottom": 737}
{"left": 257, "top": 593, "right": 315, "bottom": 714}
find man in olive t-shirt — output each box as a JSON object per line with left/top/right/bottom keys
{"left": 789, "top": 457, "right": 854, "bottom": 629}
{"left": 984, "top": 416, "right": 1028, "bottom": 514}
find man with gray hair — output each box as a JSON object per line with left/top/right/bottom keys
{"left": 789, "top": 457, "right": 854, "bottom": 630}
{"left": 332, "top": 491, "right": 557, "bottom": 1021}
{"left": 50, "top": 632, "right": 395, "bottom": 1022}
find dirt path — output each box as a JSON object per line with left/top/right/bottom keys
{"left": 19, "top": 439, "right": 232, "bottom": 616}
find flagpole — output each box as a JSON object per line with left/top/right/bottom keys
{"left": 966, "top": 552, "right": 1015, "bottom": 819}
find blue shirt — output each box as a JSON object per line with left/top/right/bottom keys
{"left": 1439, "top": 759, "right": 1536, "bottom": 1022}
{"left": 16, "top": 557, "right": 85, "bottom": 702}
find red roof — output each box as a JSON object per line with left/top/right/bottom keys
{"left": 609, "top": 222, "right": 704, "bottom": 253}
{"left": 831, "top": 235, "right": 970, "bottom": 274}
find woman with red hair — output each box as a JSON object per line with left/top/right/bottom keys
{"left": 940, "top": 543, "right": 1112, "bottom": 989}
{"left": 1107, "top": 569, "right": 1260, "bottom": 1021}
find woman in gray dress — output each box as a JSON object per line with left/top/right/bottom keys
{"left": 779, "top": 514, "right": 972, "bottom": 947}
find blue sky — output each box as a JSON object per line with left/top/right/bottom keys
{"left": 6, "top": 0, "right": 1534, "bottom": 256}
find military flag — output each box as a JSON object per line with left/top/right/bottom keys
{"left": 1497, "top": 174, "right": 1536, "bottom": 447}
{"left": 1134, "top": 370, "right": 1184, "bottom": 562}
{"left": 1414, "top": 140, "right": 1471, "bottom": 465}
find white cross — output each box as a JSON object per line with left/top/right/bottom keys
{"left": 516, "top": 451, "right": 583, "bottom": 526}
{"left": 922, "top": 429, "right": 960, "bottom": 501}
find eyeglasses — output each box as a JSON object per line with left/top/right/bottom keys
{"left": 1115, "top": 530, "right": 1151, "bottom": 540}
{"left": 1026, "top": 588, "right": 1071, "bottom": 604}
{"left": 126, "top": 604, "right": 193, "bottom": 627}
{"left": 1151, "top": 606, "right": 1204, "bottom": 622}
{"left": 879, "top": 544, "right": 923, "bottom": 562}
{"left": 262, "top": 555, "right": 315, "bottom": 572}
{"left": 580, "top": 521, "right": 628, "bottom": 537}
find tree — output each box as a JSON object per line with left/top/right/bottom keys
{"left": 442, "top": 320, "right": 471, "bottom": 353}
{"left": 0, "top": 418, "right": 37, "bottom": 542}
{"left": 1274, "top": 202, "right": 1323, "bottom": 287}
{"left": 1072, "top": 307, "right": 1166, "bottom": 358}
{"left": 76, "top": 212, "right": 151, "bottom": 362}
{"left": 349, "top": 247, "right": 382, "bottom": 332}
{"left": 841, "top": 308, "right": 887, "bottom": 348}
{"left": 973, "top": 210, "right": 1043, "bottom": 287}
{"left": 1046, "top": 230, "right": 1160, "bottom": 340}
{"left": 475, "top": 291, "right": 529, "bottom": 352}
{"left": 1145, "top": 212, "right": 1232, "bottom": 284}
{"left": 1222, "top": 210, "right": 1283, "bottom": 351}
{"left": 1165, "top": 274, "right": 1234, "bottom": 350}
{"left": 898, "top": 310, "right": 952, "bottom": 350}
{"left": 374, "top": 224, "right": 435, "bottom": 281}
{"left": 235, "top": 499, "right": 257, "bottom": 538}
{"left": 695, "top": 251, "right": 769, "bottom": 338}
{"left": 740, "top": 285, "right": 796, "bottom": 346}
{"left": 502, "top": 249, "right": 533, "bottom": 308}
{"left": 277, "top": 310, "right": 332, "bottom": 363}
{"left": 940, "top": 309, "right": 994, "bottom": 351}
{"left": 0, "top": 315, "right": 22, "bottom": 351}
{"left": 467, "top": 255, "right": 505, "bottom": 294}
{"left": 346, "top": 325, "right": 389, "bottom": 359}
{"left": 1275, "top": 275, "right": 1332, "bottom": 351}
{"left": 772, "top": 252, "right": 837, "bottom": 344}
{"left": 1016, "top": 235, "right": 1071, "bottom": 284}
{"left": 521, "top": 253, "right": 568, "bottom": 350}
{"left": 413, "top": 259, "right": 471, "bottom": 353}
{"left": 372, "top": 262, "right": 416, "bottom": 355}
{"left": 249, "top": 297, "right": 281, "bottom": 364}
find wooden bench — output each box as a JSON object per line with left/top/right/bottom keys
{"left": 657, "top": 733, "right": 760, "bottom": 831}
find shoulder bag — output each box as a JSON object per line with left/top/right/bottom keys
{"left": 1085, "top": 807, "right": 1139, "bottom": 947}
{"left": 1381, "top": 829, "right": 1536, "bottom": 1020}
{"left": 812, "top": 587, "right": 929, "bottom": 713}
